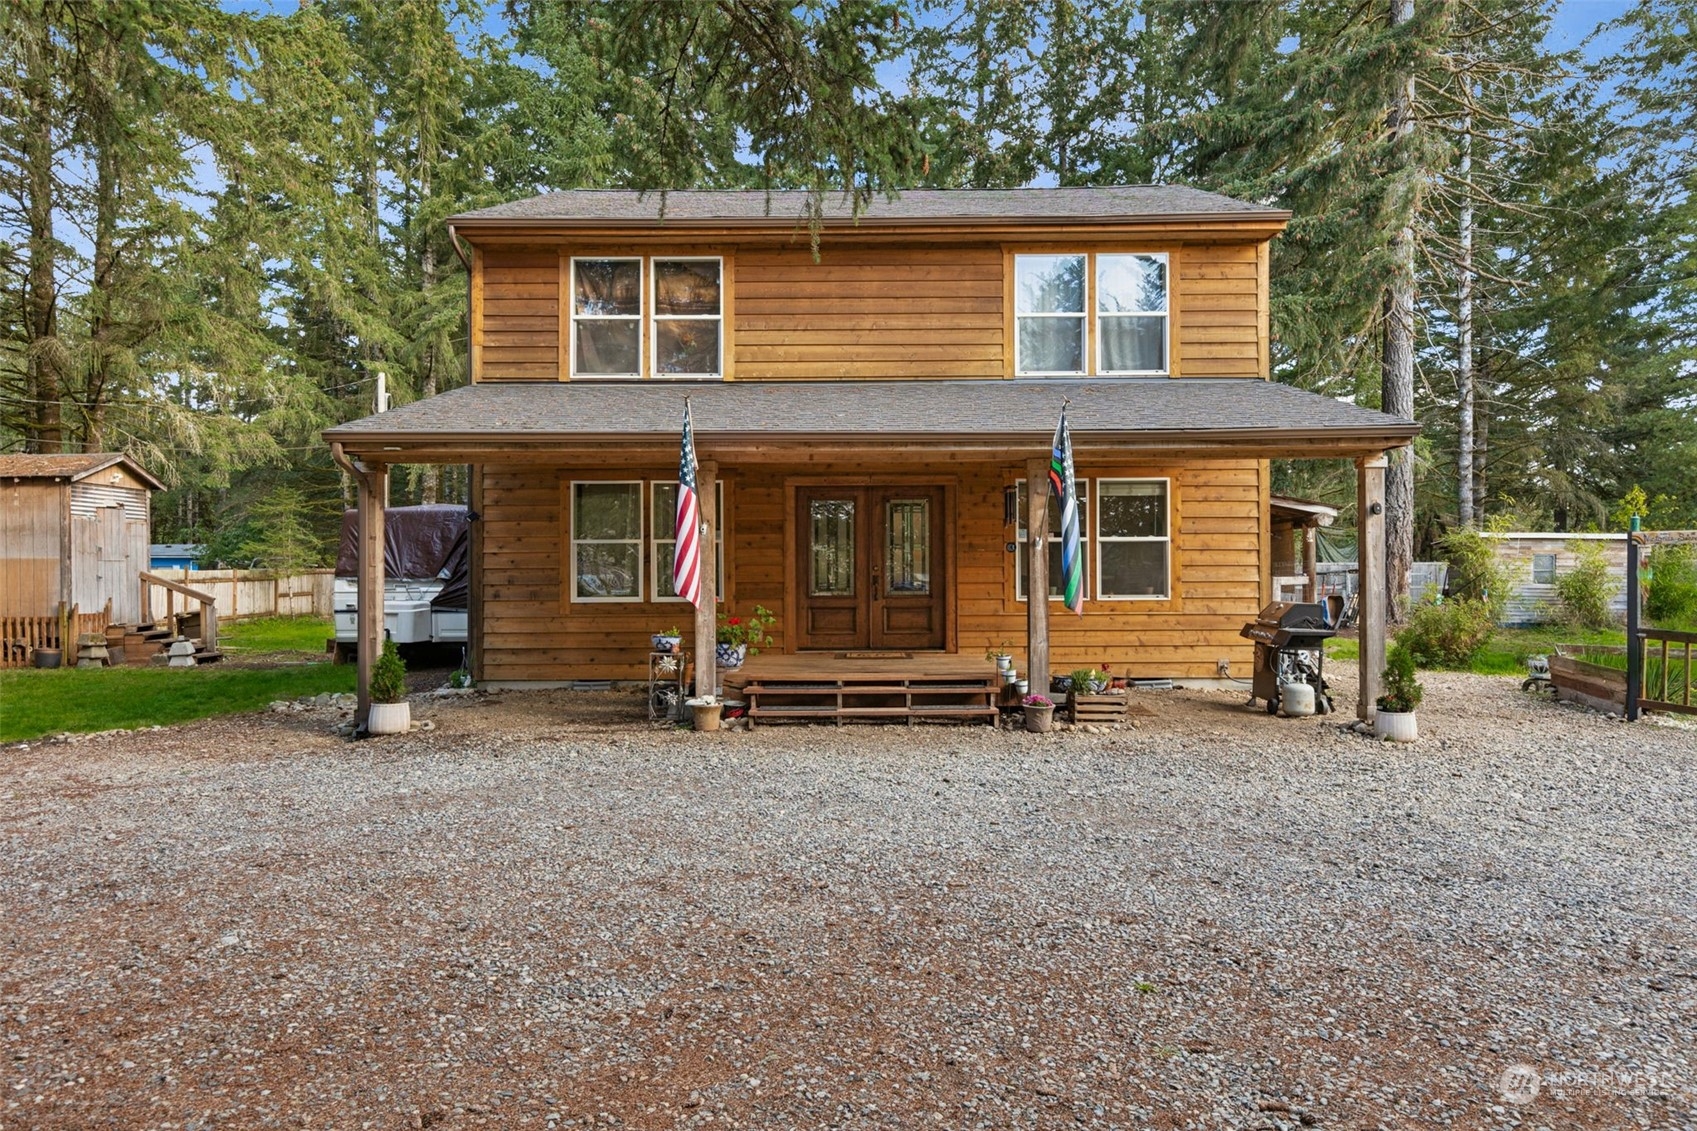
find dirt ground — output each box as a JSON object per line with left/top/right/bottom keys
{"left": 2, "top": 676, "right": 1694, "bottom": 1130}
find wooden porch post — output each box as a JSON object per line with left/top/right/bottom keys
{"left": 695, "top": 459, "right": 717, "bottom": 699}
{"left": 354, "top": 461, "right": 388, "bottom": 732}
{"left": 1025, "top": 458, "right": 1051, "bottom": 694}
{"left": 1303, "top": 526, "right": 1319, "bottom": 604}
{"left": 1357, "top": 453, "right": 1388, "bottom": 721}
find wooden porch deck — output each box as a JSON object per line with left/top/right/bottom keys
{"left": 723, "top": 653, "right": 1001, "bottom": 727}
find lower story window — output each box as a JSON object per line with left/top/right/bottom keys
{"left": 652, "top": 481, "right": 725, "bottom": 601}
{"left": 1096, "top": 479, "right": 1170, "bottom": 599}
{"left": 1015, "top": 478, "right": 1088, "bottom": 601}
{"left": 572, "top": 481, "right": 643, "bottom": 601}
{"left": 1532, "top": 553, "right": 1557, "bottom": 585}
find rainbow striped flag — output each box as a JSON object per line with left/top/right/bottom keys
{"left": 1048, "top": 406, "right": 1083, "bottom": 614}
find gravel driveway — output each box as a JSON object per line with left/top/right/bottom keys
{"left": 2, "top": 673, "right": 1694, "bottom": 1131}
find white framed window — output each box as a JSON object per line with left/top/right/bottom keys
{"left": 1014, "top": 254, "right": 1087, "bottom": 375}
{"left": 1096, "top": 478, "right": 1170, "bottom": 599}
{"left": 652, "top": 257, "right": 723, "bottom": 378}
{"left": 571, "top": 481, "right": 644, "bottom": 601}
{"left": 1014, "top": 478, "right": 1088, "bottom": 601}
{"left": 652, "top": 480, "right": 725, "bottom": 601}
{"left": 1532, "top": 553, "right": 1557, "bottom": 585}
{"left": 1097, "top": 254, "right": 1169, "bottom": 374}
{"left": 571, "top": 258, "right": 643, "bottom": 377}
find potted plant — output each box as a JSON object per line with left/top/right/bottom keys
{"left": 652, "top": 625, "right": 684, "bottom": 653}
{"left": 1069, "top": 667, "right": 1109, "bottom": 695}
{"left": 716, "top": 605, "right": 776, "bottom": 671}
{"left": 1375, "top": 643, "right": 1423, "bottom": 742}
{"left": 1023, "top": 693, "right": 1056, "bottom": 733}
{"left": 985, "top": 642, "right": 1015, "bottom": 672}
{"left": 368, "top": 637, "right": 411, "bottom": 735}
{"left": 686, "top": 695, "right": 723, "bottom": 732}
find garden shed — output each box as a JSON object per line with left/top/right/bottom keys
{"left": 1484, "top": 531, "right": 1628, "bottom": 626}
{"left": 0, "top": 453, "right": 163, "bottom": 624}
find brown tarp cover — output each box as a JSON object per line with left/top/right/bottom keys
{"left": 335, "top": 505, "right": 469, "bottom": 607}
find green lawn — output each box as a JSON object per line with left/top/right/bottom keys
{"left": 222, "top": 616, "right": 335, "bottom": 657}
{"left": 0, "top": 662, "right": 354, "bottom": 743}
{"left": 1326, "top": 625, "right": 1629, "bottom": 675}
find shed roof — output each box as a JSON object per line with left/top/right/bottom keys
{"left": 0, "top": 452, "right": 164, "bottom": 491}
{"left": 324, "top": 379, "right": 1416, "bottom": 460}
{"left": 449, "top": 186, "right": 1289, "bottom": 228}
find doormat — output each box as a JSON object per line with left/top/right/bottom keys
{"left": 842, "top": 651, "right": 911, "bottom": 659}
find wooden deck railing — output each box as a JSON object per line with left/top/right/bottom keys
{"left": 0, "top": 603, "right": 112, "bottom": 669}
{"left": 1638, "top": 628, "right": 1696, "bottom": 717}
{"left": 139, "top": 571, "right": 219, "bottom": 653}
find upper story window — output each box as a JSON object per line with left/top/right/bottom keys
{"left": 570, "top": 257, "right": 725, "bottom": 379}
{"left": 1097, "top": 254, "right": 1168, "bottom": 374}
{"left": 572, "top": 258, "right": 643, "bottom": 377}
{"left": 1014, "top": 252, "right": 1170, "bottom": 377}
{"left": 1015, "top": 255, "right": 1086, "bottom": 375}
{"left": 653, "top": 258, "right": 723, "bottom": 377}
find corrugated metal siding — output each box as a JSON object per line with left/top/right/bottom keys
{"left": 70, "top": 483, "right": 145, "bottom": 518}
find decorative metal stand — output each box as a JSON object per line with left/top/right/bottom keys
{"left": 648, "top": 650, "right": 688, "bottom": 724}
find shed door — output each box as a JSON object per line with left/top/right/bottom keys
{"left": 794, "top": 486, "right": 946, "bottom": 651}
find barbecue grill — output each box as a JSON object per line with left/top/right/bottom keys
{"left": 1240, "top": 600, "right": 1337, "bottom": 715}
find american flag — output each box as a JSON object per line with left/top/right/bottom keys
{"left": 672, "top": 400, "right": 703, "bottom": 607}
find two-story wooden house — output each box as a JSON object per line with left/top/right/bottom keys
{"left": 325, "top": 187, "right": 1416, "bottom": 729}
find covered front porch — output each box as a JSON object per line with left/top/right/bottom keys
{"left": 323, "top": 378, "right": 1416, "bottom": 735}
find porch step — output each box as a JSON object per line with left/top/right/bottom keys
{"left": 740, "top": 667, "right": 998, "bottom": 728}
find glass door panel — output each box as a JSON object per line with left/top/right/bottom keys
{"left": 809, "top": 499, "right": 856, "bottom": 596}
{"left": 884, "top": 499, "right": 931, "bottom": 595}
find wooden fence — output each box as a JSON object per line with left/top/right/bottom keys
{"left": 1638, "top": 628, "right": 1696, "bottom": 717}
{"left": 0, "top": 603, "right": 112, "bottom": 668}
{"left": 144, "top": 568, "right": 335, "bottom": 620}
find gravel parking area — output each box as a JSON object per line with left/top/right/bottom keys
{"left": 3, "top": 673, "right": 1695, "bottom": 1131}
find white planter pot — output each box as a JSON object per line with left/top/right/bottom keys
{"left": 1375, "top": 710, "right": 1418, "bottom": 743}
{"left": 368, "top": 701, "right": 411, "bottom": 735}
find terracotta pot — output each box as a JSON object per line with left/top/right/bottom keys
{"left": 1375, "top": 710, "right": 1418, "bottom": 742}
{"left": 1024, "top": 704, "right": 1055, "bottom": 734}
{"left": 367, "top": 701, "right": 411, "bottom": 735}
{"left": 689, "top": 699, "right": 723, "bottom": 732}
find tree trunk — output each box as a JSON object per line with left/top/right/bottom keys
{"left": 1457, "top": 104, "right": 1475, "bottom": 528}
{"left": 83, "top": 79, "right": 120, "bottom": 454}
{"left": 21, "top": 14, "right": 63, "bottom": 452}
{"left": 1382, "top": 0, "right": 1417, "bottom": 620}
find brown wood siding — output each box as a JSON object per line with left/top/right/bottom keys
{"left": 468, "top": 237, "right": 1270, "bottom": 383}
{"left": 734, "top": 246, "right": 1005, "bottom": 380}
{"left": 480, "top": 248, "right": 560, "bottom": 380}
{"left": 1177, "top": 243, "right": 1261, "bottom": 377}
{"left": 476, "top": 456, "right": 1264, "bottom": 683}
{"left": 1, "top": 482, "right": 65, "bottom": 617}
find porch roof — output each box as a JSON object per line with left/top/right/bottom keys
{"left": 323, "top": 378, "right": 1418, "bottom": 463}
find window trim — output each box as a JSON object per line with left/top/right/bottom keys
{"left": 1011, "top": 250, "right": 1173, "bottom": 378}
{"left": 570, "top": 256, "right": 644, "bottom": 379}
{"left": 650, "top": 256, "right": 724, "bottom": 379}
{"left": 1095, "top": 253, "right": 1170, "bottom": 376}
{"left": 651, "top": 479, "right": 725, "bottom": 603}
{"left": 1013, "top": 477, "right": 1088, "bottom": 604}
{"left": 1094, "top": 477, "right": 1172, "bottom": 601}
{"left": 569, "top": 479, "right": 645, "bottom": 603}
{"left": 1013, "top": 253, "right": 1089, "bottom": 377}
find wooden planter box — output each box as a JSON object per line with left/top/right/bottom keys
{"left": 1069, "top": 691, "right": 1129, "bottom": 724}
{"left": 1549, "top": 646, "right": 1628, "bottom": 714}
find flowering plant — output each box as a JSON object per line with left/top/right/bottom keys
{"left": 716, "top": 605, "right": 776, "bottom": 654}
{"left": 1022, "top": 693, "right": 1053, "bottom": 708}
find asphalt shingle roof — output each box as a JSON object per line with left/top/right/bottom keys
{"left": 324, "top": 379, "right": 1416, "bottom": 446}
{"left": 450, "top": 186, "right": 1288, "bottom": 227}
{"left": 0, "top": 452, "right": 163, "bottom": 488}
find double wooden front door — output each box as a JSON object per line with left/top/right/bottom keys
{"left": 795, "top": 486, "right": 947, "bottom": 651}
